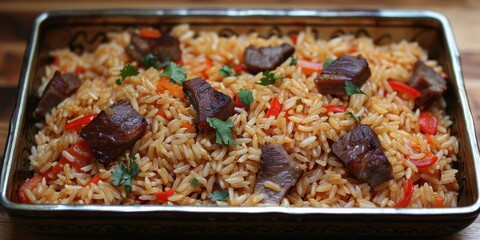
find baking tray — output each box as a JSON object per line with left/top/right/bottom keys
{"left": 1, "top": 9, "right": 480, "bottom": 236}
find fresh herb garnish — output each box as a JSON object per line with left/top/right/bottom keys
{"left": 160, "top": 62, "right": 187, "bottom": 85}
{"left": 142, "top": 52, "right": 159, "bottom": 69}
{"left": 346, "top": 112, "right": 361, "bottom": 122}
{"left": 206, "top": 117, "right": 236, "bottom": 146}
{"left": 219, "top": 65, "right": 234, "bottom": 77}
{"left": 208, "top": 183, "right": 229, "bottom": 201}
{"left": 255, "top": 71, "right": 284, "bottom": 86}
{"left": 238, "top": 89, "right": 254, "bottom": 109}
{"left": 117, "top": 65, "right": 139, "bottom": 85}
{"left": 323, "top": 57, "right": 334, "bottom": 69}
{"left": 191, "top": 178, "right": 200, "bottom": 187}
{"left": 345, "top": 81, "right": 366, "bottom": 96}
{"left": 112, "top": 154, "right": 140, "bottom": 193}
{"left": 290, "top": 56, "right": 297, "bottom": 66}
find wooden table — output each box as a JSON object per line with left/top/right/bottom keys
{"left": 1, "top": 0, "right": 480, "bottom": 239}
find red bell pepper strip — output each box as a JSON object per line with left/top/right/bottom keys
{"left": 434, "top": 194, "right": 444, "bottom": 208}
{"left": 233, "top": 64, "right": 244, "bottom": 73}
{"left": 290, "top": 34, "right": 298, "bottom": 44}
{"left": 297, "top": 59, "right": 323, "bottom": 75}
{"left": 64, "top": 114, "right": 97, "bottom": 132}
{"left": 156, "top": 188, "right": 174, "bottom": 203}
{"left": 418, "top": 111, "right": 439, "bottom": 135}
{"left": 201, "top": 59, "right": 213, "bottom": 79}
{"left": 395, "top": 179, "right": 414, "bottom": 208}
{"left": 407, "top": 151, "right": 438, "bottom": 169}
{"left": 388, "top": 81, "right": 421, "bottom": 99}
{"left": 265, "top": 97, "right": 282, "bottom": 118}
{"left": 85, "top": 174, "right": 101, "bottom": 186}
{"left": 75, "top": 66, "right": 85, "bottom": 74}
{"left": 18, "top": 175, "right": 42, "bottom": 204}
{"left": 325, "top": 105, "right": 347, "bottom": 113}
{"left": 52, "top": 140, "right": 94, "bottom": 174}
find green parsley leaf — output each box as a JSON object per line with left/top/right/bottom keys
{"left": 191, "top": 178, "right": 200, "bottom": 187}
{"left": 206, "top": 117, "right": 236, "bottom": 146}
{"left": 208, "top": 189, "right": 229, "bottom": 201}
{"left": 238, "top": 89, "right": 254, "bottom": 109}
{"left": 115, "top": 78, "right": 123, "bottom": 85}
{"left": 120, "top": 65, "right": 139, "bottom": 81}
{"left": 290, "top": 56, "right": 297, "bottom": 66}
{"left": 255, "top": 71, "right": 284, "bottom": 86}
{"left": 323, "top": 57, "right": 334, "bottom": 69}
{"left": 345, "top": 81, "right": 366, "bottom": 96}
{"left": 160, "top": 62, "right": 186, "bottom": 85}
{"left": 111, "top": 156, "right": 140, "bottom": 194}
{"left": 345, "top": 112, "right": 361, "bottom": 122}
{"left": 219, "top": 65, "right": 234, "bottom": 77}
{"left": 142, "top": 52, "right": 159, "bottom": 69}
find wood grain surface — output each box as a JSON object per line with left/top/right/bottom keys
{"left": 1, "top": 1, "right": 480, "bottom": 239}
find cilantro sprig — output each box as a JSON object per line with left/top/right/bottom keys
{"left": 160, "top": 62, "right": 186, "bottom": 85}
{"left": 255, "top": 71, "right": 284, "bottom": 86}
{"left": 290, "top": 56, "right": 297, "bottom": 66}
{"left": 208, "top": 183, "right": 229, "bottom": 202}
{"left": 191, "top": 178, "right": 200, "bottom": 187}
{"left": 219, "top": 65, "right": 234, "bottom": 77}
{"left": 112, "top": 154, "right": 140, "bottom": 193}
{"left": 237, "top": 89, "right": 254, "bottom": 109}
{"left": 345, "top": 81, "right": 366, "bottom": 96}
{"left": 116, "top": 65, "right": 139, "bottom": 85}
{"left": 323, "top": 57, "right": 334, "bottom": 69}
{"left": 142, "top": 53, "right": 160, "bottom": 69}
{"left": 206, "top": 117, "right": 236, "bottom": 146}
{"left": 345, "top": 112, "right": 361, "bottom": 122}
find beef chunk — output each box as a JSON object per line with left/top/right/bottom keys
{"left": 126, "top": 33, "right": 181, "bottom": 66}
{"left": 243, "top": 43, "right": 295, "bottom": 74}
{"left": 408, "top": 61, "right": 447, "bottom": 108}
{"left": 314, "top": 55, "right": 371, "bottom": 96}
{"left": 80, "top": 100, "right": 148, "bottom": 165}
{"left": 254, "top": 144, "right": 303, "bottom": 204}
{"left": 34, "top": 71, "right": 81, "bottom": 119}
{"left": 183, "top": 78, "right": 234, "bottom": 133}
{"left": 332, "top": 124, "right": 393, "bottom": 187}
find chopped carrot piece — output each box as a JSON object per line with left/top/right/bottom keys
{"left": 156, "top": 77, "right": 184, "bottom": 99}
{"left": 85, "top": 174, "right": 101, "bottom": 186}
{"left": 156, "top": 188, "right": 174, "bottom": 203}
{"left": 434, "top": 194, "right": 444, "bottom": 208}
{"left": 139, "top": 27, "right": 161, "bottom": 38}
{"left": 297, "top": 59, "right": 323, "bottom": 75}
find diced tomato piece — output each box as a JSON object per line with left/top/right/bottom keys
{"left": 233, "top": 64, "right": 244, "bottom": 73}
{"left": 325, "top": 105, "right": 347, "bottom": 113}
{"left": 156, "top": 188, "right": 174, "bottom": 203}
{"left": 64, "top": 114, "right": 97, "bottom": 132}
{"left": 75, "top": 66, "right": 85, "bottom": 74}
{"left": 53, "top": 140, "right": 94, "bottom": 174}
{"left": 139, "top": 27, "right": 161, "bottom": 38}
{"left": 52, "top": 156, "right": 68, "bottom": 174}
{"left": 434, "top": 194, "right": 444, "bottom": 208}
{"left": 53, "top": 57, "right": 60, "bottom": 66}
{"left": 290, "top": 34, "right": 298, "bottom": 44}
{"left": 395, "top": 179, "right": 414, "bottom": 208}
{"left": 265, "top": 97, "right": 282, "bottom": 118}
{"left": 408, "top": 151, "right": 438, "bottom": 169}
{"left": 419, "top": 111, "right": 439, "bottom": 135}
{"left": 85, "top": 174, "right": 101, "bottom": 186}
{"left": 388, "top": 81, "right": 421, "bottom": 99}
{"left": 297, "top": 59, "right": 323, "bottom": 75}
{"left": 201, "top": 59, "right": 213, "bottom": 79}
{"left": 41, "top": 168, "right": 53, "bottom": 182}
{"left": 18, "top": 175, "right": 42, "bottom": 204}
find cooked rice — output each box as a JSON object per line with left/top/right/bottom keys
{"left": 24, "top": 24, "right": 459, "bottom": 207}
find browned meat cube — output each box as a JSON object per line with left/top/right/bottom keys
{"left": 408, "top": 61, "right": 447, "bottom": 108}
{"left": 243, "top": 43, "right": 295, "bottom": 74}
{"left": 254, "top": 144, "right": 303, "bottom": 204}
{"left": 314, "top": 55, "right": 371, "bottom": 96}
{"left": 80, "top": 100, "right": 148, "bottom": 165}
{"left": 126, "top": 33, "right": 181, "bottom": 66}
{"left": 183, "top": 77, "right": 234, "bottom": 133}
{"left": 332, "top": 124, "right": 393, "bottom": 187}
{"left": 34, "top": 71, "right": 81, "bottom": 119}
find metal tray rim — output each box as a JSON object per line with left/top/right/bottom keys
{"left": 2, "top": 8, "right": 480, "bottom": 217}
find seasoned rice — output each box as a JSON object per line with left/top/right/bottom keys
{"left": 24, "top": 24, "right": 458, "bottom": 208}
